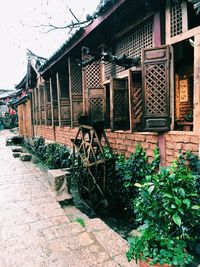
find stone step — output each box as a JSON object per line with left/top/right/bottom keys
{"left": 47, "top": 169, "right": 73, "bottom": 202}
{"left": 11, "top": 146, "right": 23, "bottom": 153}
{"left": 13, "top": 152, "right": 21, "bottom": 158}
{"left": 20, "top": 153, "right": 32, "bottom": 161}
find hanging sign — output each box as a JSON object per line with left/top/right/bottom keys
{"left": 179, "top": 79, "right": 188, "bottom": 102}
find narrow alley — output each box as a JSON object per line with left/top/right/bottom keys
{"left": 0, "top": 130, "right": 136, "bottom": 267}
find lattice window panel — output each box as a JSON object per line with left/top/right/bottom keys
{"left": 114, "top": 91, "right": 126, "bottom": 119}
{"left": 51, "top": 78, "right": 57, "bottom": 101}
{"left": 71, "top": 60, "right": 82, "bottom": 94}
{"left": 85, "top": 61, "right": 101, "bottom": 88}
{"left": 39, "top": 86, "right": 45, "bottom": 124}
{"left": 145, "top": 63, "right": 167, "bottom": 115}
{"left": 89, "top": 98, "right": 104, "bottom": 121}
{"left": 114, "top": 20, "right": 153, "bottom": 74}
{"left": 132, "top": 85, "right": 142, "bottom": 123}
{"left": 45, "top": 81, "right": 51, "bottom": 102}
{"left": 40, "top": 86, "right": 45, "bottom": 108}
{"left": 170, "top": 0, "right": 183, "bottom": 37}
{"left": 59, "top": 75, "right": 69, "bottom": 99}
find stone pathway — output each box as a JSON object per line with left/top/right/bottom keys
{"left": 0, "top": 130, "right": 137, "bottom": 267}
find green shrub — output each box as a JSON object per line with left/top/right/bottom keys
{"left": 31, "top": 137, "right": 72, "bottom": 169}
{"left": 126, "top": 152, "right": 200, "bottom": 266}
{"left": 115, "top": 144, "right": 160, "bottom": 218}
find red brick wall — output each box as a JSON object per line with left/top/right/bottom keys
{"left": 34, "top": 126, "right": 199, "bottom": 167}
{"left": 164, "top": 131, "right": 199, "bottom": 166}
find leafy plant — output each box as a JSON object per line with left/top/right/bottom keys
{"left": 31, "top": 137, "right": 73, "bottom": 169}
{"left": 115, "top": 144, "right": 160, "bottom": 218}
{"left": 74, "top": 217, "right": 85, "bottom": 227}
{"left": 44, "top": 143, "right": 72, "bottom": 169}
{"left": 127, "top": 229, "right": 193, "bottom": 266}
{"left": 126, "top": 152, "right": 200, "bottom": 266}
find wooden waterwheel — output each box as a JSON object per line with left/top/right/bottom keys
{"left": 71, "top": 120, "right": 115, "bottom": 211}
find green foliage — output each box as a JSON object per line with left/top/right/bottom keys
{"left": 74, "top": 217, "right": 85, "bottom": 227}
{"left": 115, "top": 144, "right": 160, "bottom": 217}
{"left": 126, "top": 152, "right": 200, "bottom": 266}
{"left": 127, "top": 229, "right": 193, "bottom": 266}
{"left": 32, "top": 137, "right": 72, "bottom": 169}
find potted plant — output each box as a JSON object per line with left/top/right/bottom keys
{"left": 126, "top": 153, "right": 200, "bottom": 266}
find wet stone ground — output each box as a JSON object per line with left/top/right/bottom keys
{"left": 0, "top": 129, "right": 137, "bottom": 267}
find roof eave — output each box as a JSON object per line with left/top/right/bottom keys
{"left": 41, "top": 0, "right": 126, "bottom": 75}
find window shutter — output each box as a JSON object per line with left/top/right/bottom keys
{"left": 110, "top": 78, "right": 129, "bottom": 131}
{"left": 142, "top": 45, "right": 170, "bottom": 132}
{"left": 88, "top": 87, "right": 106, "bottom": 123}
{"left": 69, "top": 58, "right": 83, "bottom": 127}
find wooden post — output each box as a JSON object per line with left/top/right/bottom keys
{"left": 170, "top": 45, "right": 175, "bottom": 130}
{"left": 165, "top": 0, "right": 171, "bottom": 45}
{"left": 38, "top": 86, "right": 42, "bottom": 125}
{"left": 68, "top": 57, "right": 73, "bottom": 128}
{"left": 35, "top": 87, "right": 38, "bottom": 125}
{"left": 50, "top": 78, "right": 54, "bottom": 126}
{"left": 56, "top": 73, "right": 61, "bottom": 127}
{"left": 182, "top": 1, "right": 188, "bottom": 33}
{"left": 44, "top": 83, "right": 47, "bottom": 126}
{"left": 153, "top": 11, "right": 161, "bottom": 46}
{"left": 193, "top": 34, "right": 200, "bottom": 133}
{"left": 128, "top": 70, "right": 134, "bottom": 132}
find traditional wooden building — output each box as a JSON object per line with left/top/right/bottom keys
{"left": 19, "top": 0, "right": 200, "bottom": 165}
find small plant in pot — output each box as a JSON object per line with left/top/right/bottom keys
{"left": 126, "top": 153, "right": 200, "bottom": 266}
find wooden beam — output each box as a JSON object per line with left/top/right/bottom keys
{"left": 56, "top": 73, "right": 62, "bottom": 127}
{"left": 50, "top": 78, "right": 54, "bottom": 126}
{"left": 193, "top": 33, "right": 200, "bottom": 132}
{"left": 170, "top": 26, "right": 200, "bottom": 44}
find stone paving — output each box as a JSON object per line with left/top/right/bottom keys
{"left": 0, "top": 130, "right": 137, "bottom": 267}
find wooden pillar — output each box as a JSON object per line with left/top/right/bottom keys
{"left": 165, "top": 0, "right": 171, "bottom": 45}
{"left": 68, "top": 57, "right": 73, "bottom": 128}
{"left": 38, "top": 86, "right": 41, "bottom": 125}
{"left": 170, "top": 45, "right": 175, "bottom": 130}
{"left": 153, "top": 11, "right": 161, "bottom": 46}
{"left": 56, "top": 73, "right": 61, "bottom": 127}
{"left": 44, "top": 84, "right": 47, "bottom": 126}
{"left": 50, "top": 78, "right": 54, "bottom": 126}
{"left": 193, "top": 34, "right": 200, "bottom": 133}
{"left": 128, "top": 70, "right": 134, "bottom": 132}
{"left": 34, "top": 88, "right": 38, "bottom": 125}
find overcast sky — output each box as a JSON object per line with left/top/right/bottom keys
{"left": 0, "top": 0, "right": 100, "bottom": 89}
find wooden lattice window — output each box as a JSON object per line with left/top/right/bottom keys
{"left": 130, "top": 72, "right": 143, "bottom": 130}
{"left": 59, "top": 74, "right": 69, "bottom": 99}
{"left": 88, "top": 87, "right": 106, "bottom": 123}
{"left": 71, "top": 58, "right": 82, "bottom": 94}
{"left": 113, "top": 19, "right": 153, "bottom": 75}
{"left": 39, "top": 85, "right": 45, "bottom": 124}
{"left": 85, "top": 61, "right": 101, "bottom": 88}
{"left": 35, "top": 88, "right": 39, "bottom": 125}
{"left": 110, "top": 78, "right": 129, "bottom": 131}
{"left": 142, "top": 46, "right": 170, "bottom": 132}
{"left": 145, "top": 63, "right": 167, "bottom": 115}
{"left": 170, "top": 0, "right": 183, "bottom": 37}
{"left": 44, "top": 81, "right": 52, "bottom": 125}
